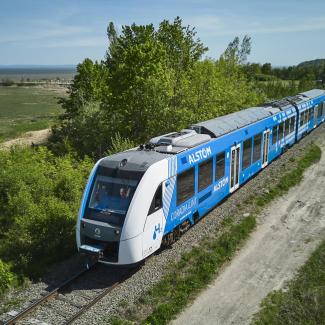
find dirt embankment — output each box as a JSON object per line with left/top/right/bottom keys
{"left": 173, "top": 136, "right": 325, "bottom": 325}
{"left": 0, "top": 128, "right": 51, "bottom": 149}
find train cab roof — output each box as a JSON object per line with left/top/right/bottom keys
{"left": 99, "top": 149, "right": 170, "bottom": 173}
{"left": 190, "top": 106, "right": 280, "bottom": 138}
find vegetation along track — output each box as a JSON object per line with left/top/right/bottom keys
{"left": 1, "top": 263, "right": 137, "bottom": 325}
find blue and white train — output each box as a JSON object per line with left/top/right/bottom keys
{"left": 76, "top": 89, "right": 325, "bottom": 265}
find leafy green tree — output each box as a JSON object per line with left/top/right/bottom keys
{"left": 222, "top": 35, "right": 251, "bottom": 64}
{"left": 261, "top": 63, "right": 272, "bottom": 75}
{"left": 52, "top": 18, "right": 264, "bottom": 158}
{"left": 59, "top": 58, "right": 109, "bottom": 120}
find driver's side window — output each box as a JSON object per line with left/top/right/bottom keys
{"left": 148, "top": 183, "right": 162, "bottom": 215}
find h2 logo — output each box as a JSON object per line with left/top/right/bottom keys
{"left": 153, "top": 223, "right": 161, "bottom": 240}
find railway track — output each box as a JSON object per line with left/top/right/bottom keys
{"left": 1, "top": 262, "right": 136, "bottom": 325}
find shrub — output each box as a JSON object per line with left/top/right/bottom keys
{"left": 0, "top": 260, "right": 15, "bottom": 294}
{"left": 0, "top": 146, "right": 92, "bottom": 278}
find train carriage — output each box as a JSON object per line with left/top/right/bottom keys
{"left": 288, "top": 89, "right": 325, "bottom": 140}
{"left": 76, "top": 89, "right": 325, "bottom": 265}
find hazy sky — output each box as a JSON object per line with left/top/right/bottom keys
{"left": 1, "top": 0, "right": 324, "bottom": 66}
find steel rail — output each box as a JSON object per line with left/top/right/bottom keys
{"left": 2, "top": 263, "right": 97, "bottom": 325}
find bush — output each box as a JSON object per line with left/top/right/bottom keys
{"left": 0, "top": 147, "right": 93, "bottom": 278}
{"left": 0, "top": 260, "right": 15, "bottom": 294}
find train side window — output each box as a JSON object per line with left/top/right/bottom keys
{"left": 322, "top": 102, "right": 325, "bottom": 115}
{"left": 242, "top": 138, "right": 252, "bottom": 170}
{"left": 148, "top": 183, "right": 163, "bottom": 215}
{"left": 198, "top": 158, "right": 213, "bottom": 192}
{"left": 253, "top": 133, "right": 262, "bottom": 163}
{"left": 216, "top": 152, "right": 225, "bottom": 180}
{"left": 310, "top": 107, "right": 314, "bottom": 121}
{"left": 176, "top": 167, "right": 195, "bottom": 206}
{"left": 290, "top": 117, "right": 295, "bottom": 133}
{"left": 278, "top": 122, "right": 284, "bottom": 139}
{"left": 317, "top": 104, "right": 322, "bottom": 118}
{"left": 272, "top": 126, "right": 277, "bottom": 145}
{"left": 284, "top": 119, "right": 290, "bottom": 136}
{"left": 299, "top": 113, "right": 303, "bottom": 127}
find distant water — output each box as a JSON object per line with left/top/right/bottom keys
{"left": 0, "top": 66, "right": 76, "bottom": 82}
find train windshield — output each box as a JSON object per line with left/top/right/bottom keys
{"left": 85, "top": 166, "right": 144, "bottom": 226}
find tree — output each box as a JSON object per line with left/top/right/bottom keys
{"left": 222, "top": 35, "right": 251, "bottom": 64}
{"left": 52, "top": 19, "right": 263, "bottom": 158}
{"left": 58, "top": 58, "right": 109, "bottom": 120}
{"left": 261, "top": 63, "right": 272, "bottom": 75}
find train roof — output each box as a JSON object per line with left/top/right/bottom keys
{"left": 299, "top": 89, "right": 325, "bottom": 99}
{"left": 100, "top": 149, "right": 170, "bottom": 172}
{"left": 100, "top": 89, "right": 325, "bottom": 170}
{"left": 191, "top": 106, "right": 280, "bottom": 138}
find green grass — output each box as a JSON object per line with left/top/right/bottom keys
{"left": 110, "top": 144, "right": 322, "bottom": 325}
{"left": 0, "top": 86, "right": 65, "bottom": 141}
{"left": 0, "top": 297, "right": 23, "bottom": 315}
{"left": 252, "top": 239, "right": 325, "bottom": 325}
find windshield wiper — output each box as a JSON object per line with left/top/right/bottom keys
{"left": 100, "top": 208, "right": 126, "bottom": 215}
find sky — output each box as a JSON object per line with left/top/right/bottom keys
{"left": 0, "top": 0, "right": 324, "bottom": 66}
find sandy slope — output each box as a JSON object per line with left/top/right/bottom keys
{"left": 0, "top": 128, "right": 51, "bottom": 149}
{"left": 172, "top": 137, "right": 325, "bottom": 325}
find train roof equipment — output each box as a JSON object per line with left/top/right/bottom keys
{"left": 149, "top": 129, "right": 211, "bottom": 154}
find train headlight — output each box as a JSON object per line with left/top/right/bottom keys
{"left": 115, "top": 229, "right": 120, "bottom": 235}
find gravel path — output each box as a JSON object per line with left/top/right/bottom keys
{"left": 172, "top": 131, "right": 325, "bottom": 325}
{"left": 1, "top": 124, "right": 324, "bottom": 325}
{"left": 0, "top": 128, "right": 51, "bottom": 149}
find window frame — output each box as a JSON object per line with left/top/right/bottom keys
{"left": 176, "top": 167, "right": 195, "bottom": 206}
{"left": 272, "top": 126, "right": 278, "bottom": 145}
{"left": 278, "top": 122, "right": 284, "bottom": 139}
{"left": 215, "top": 151, "right": 225, "bottom": 181}
{"left": 148, "top": 183, "right": 163, "bottom": 215}
{"left": 242, "top": 138, "right": 252, "bottom": 170}
{"left": 198, "top": 158, "right": 213, "bottom": 192}
{"left": 300, "top": 112, "right": 304, "bottom": 127}
{"left": 252, "top": 133, "right": 262, "bottom": 163}
{"left": 290, "top": 117, "right": 295, "bottom": 133}
{"left": 284, "top": 119, "right": 290, "bottom": 136}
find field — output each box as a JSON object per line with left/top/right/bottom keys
{"left": 0, "top": 86, "right": 65, "bottom": 141}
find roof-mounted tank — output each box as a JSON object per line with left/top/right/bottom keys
{"left": 149, "top": 129, "right": 211, "bottom": 154}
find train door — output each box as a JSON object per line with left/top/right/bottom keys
{"left": 262, "top": 129, "right": 270, "bottom": 168}
{"left": 230, "top": 144, "right": 241, "bottom": 193}
{"left": 314, "top": 105, "right": 318, "bottom": 127}
{"left": 142, "top": 183, "right": 164, "bottom": 258}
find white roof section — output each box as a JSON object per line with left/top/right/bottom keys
{"left": 191, "top": 106, "right": 280, "bottom": 138}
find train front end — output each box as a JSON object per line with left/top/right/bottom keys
{"left": 76, "top": 150, "right": 168, "bottom": 265}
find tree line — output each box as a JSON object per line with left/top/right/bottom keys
{"left": 243, "top": 60, "right": 325, "bottom": 82}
